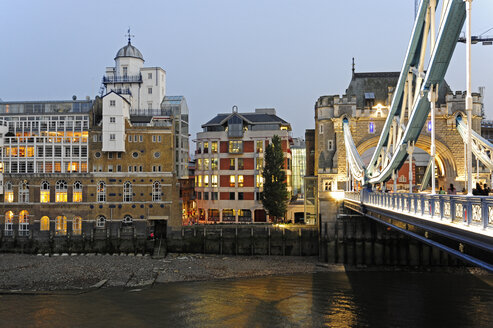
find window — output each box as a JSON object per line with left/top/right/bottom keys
{"left": 55, "top": 180, "right": 68, "bottom": 202}
{"left": 230, "top": 175, "right": 236, "bottom": 187}
{"left": 123, "top": 181, "right": 132, "bottom": 202}
{"left": 139, "top": 135, "right": 143, "bottom": 142}
{"left": 197, "top": 175, "right": 203, "bottom": 187}
{"left": 154, "top": 152, "right": 161, "bottom": 158}
{"left": 110, "top": 134, "right": 116, "bottom": 141}
{"left": 211, "top": 141, "right": 218, "bottom": 153}
{"left": 40, "top": 181, "right": 50, "bottom": 203}
{"left": 256, "top": 158, "right": 263, "bottom": 171}
{"left": 97, "top": 181, "right": 106, "bottom": 202}
{"left": 319, "top": 124, "right": 324, "bottom": 134}
{"left": 55, "top": 216, "right": 67, "bottom": 235}
{"left": 197, "top": 159, "right": 202, "bottom": 171}
{"left": 110, "top": 100, "right": 116, "bottom": 107}
{"left": 96, "top": 215, "right": 106, "bottom": 228}
{"left": 148, "top": 87, "right": 152, "bottom": 94}
{"left": 4, "top": 182, "right": 13, "bottom": 203}
{"left": 203, "top": 142, "right": 209, "bottom": 153}
{"left": 238, "top": 158, "right": 244, "bottom": 170}
{"left": 93, "top": 135, "right": 98, "bottom": 142}
{"left": 211, "top": 175, "right": 218, "bottom": 188}
{"left": 256, "top": 175, "right": 264, "bottom": 188}
{"left": 122, "top": 67, "right": 127, "bottom": 76}
{"left": 211, "top": 158, "right": 218, "bottom": 170}
{"left": 211, "top": 192, "right": 218, "bottom": 200}
{"left": 128, "top": 135, "right": 132, "bottom": 142}
{"left": 152, "top": 182, "right": 161, "bottom": 201}
{"left": 73, "top": 181, "right": 82, "bottom": 202}
{"left": 148, "top": 73, "right": 152, "bottom": 79}
{"left": 132, "top": 152, "right": 139, "bottom": 158}
{"left": 123, "top": 215, "right": 133, "bottom": 226}
{"left": 204, "top": 192, "right": 209, "bottom": 200}
{"left": 229, "top": 141, "right": 243, "bottom": 153}
{"left": 238, "top": 175, "right": 244, "bottom": 187}
{"left": 256, "top": 140, "right": 263, "bottom": 153}
{"left": 229, "top": 192, "right": 235, "bottom": 200}
{"left": 40, "top": 216, "right": 50, "bottom": 231}
{"left": 148, "top": 102, "right": 152, "bottom": 109}
{"left": 204, "top": 175, "right": 209, "bottom": 187}
{"left": 94, "top": 152, "right": 101, "bottom": 158}
{"left": 73, "top": 217, "right": 82, "bottom": 235}
{"left": 238, "top": 192, "right": 244, "bottom": 200}
{"left": 117, "top": 165, "right": 122, "bottom": 172}
{"left": 4, "top": 211, "right": 13, "bottom": 235}
{"left": 134, "top": 135, "right": 138, "bottom": 142}
{"left": 229, "top": 158, "right": 235, "bottom": 170}
{"left": 110, "top": 117, "right": 116, "bottom": 123}
{"left": 108, "top": 152, "right": 113, "bottom": 159}
{"left": 369, "top": 122, "right": 375, "bottom": 134}
{"left": 328, "top": 140, "right": 334, "bottom": 151}
{"left": 19, "top": 210, "right": 29, "bottom": 235}
{"left": 152, "top": 135, "right": 156, "bottom": 142}
{"left": 204, "top": 158, "right": 209, "bottom": 171}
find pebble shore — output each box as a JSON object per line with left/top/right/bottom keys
{"left": 0, "top": 253, "right": 325, "bottom": 292}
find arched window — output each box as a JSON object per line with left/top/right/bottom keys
{"left": 123, "top": 181, "right": 132, "bottom": 202}
{"left": 40, "top": 181, "right": 50, "bottom": 203}
{"left": 40, "top": 216, "right": 50, "bottom": 231}
{"left": 55, "top": 180, "right": 68, "bottom": 202}
{"left": 55, "top": 216, "right": 67, "bottom": 235}
{"left": 4, "top": 211, "right": 13, "bottom": 235}
{"left": 19, "top": 210, "right": 29, "bottom": 235}
{"left": 4, "top": 182, "right": 13, "bottom": 203}
{"left": 72, "top": 216, "right": 82, "bottom": 235}
{"left": 122, "top": 215, "right": 133, "bottom": 226}
{"left": 73, "top": 181, "right": 83, "bottom": 202}
{"left": 152, "top": 181, "right": 161, "bottom": 201}
{"left": 19, "top": 181, "right": 29, "bottom": 203}
{"left": 96, "top": 215, "right": 106, "bottom": 228}
{"left": 97, "top": 181, "right": 106, "bottom": 202}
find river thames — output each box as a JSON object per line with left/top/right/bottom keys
{"left": 1, "top": 271, "right": 492, "bottom": 327}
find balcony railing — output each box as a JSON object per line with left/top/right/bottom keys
{"left": 103, "top": 75, "right": 142, "bottom": 83}
{"left": 111, "top": 88, "right": 132, "bottom": 96}
{"left": 130, "top": 109, "right": 171, "bottom": 117}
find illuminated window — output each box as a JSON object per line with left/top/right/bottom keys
{"left": 96, "top": 215, "right": 106, "bottom": 228}
{"left": 97, "top": 181, "right": 106, "bottom": 202}
{"left": 19, "top": 182, "right": 29, "bottom": 203}
{"left": 152, "top": 182, "right": 161, "bottom": 201}
{"left": 204, "top": 175, "right": 210, "bottom": 187}
{"left": 228, "top": 141, "right": 243, "bottom": 153}
{"left": 369, "top": 122, "right": 375, "bottom": 134}
{"left": 197, "top": 159, "right": 202, "bottom": 170}
{"left": 72, "top": 216, "right": 82, "bottom": 235}
{"left": 211, "top": 175, "right": 218, "bottom": 188}
{"left": 211, "top": 141, "right": 218, "bottom": 153}
{"left": 55, "top": 216, "right": 67, "bottom": 235}
{"left": 229, "top": 158, "right": 235, "bottom": 170}
{"left": 40, "top": 216, "right": 50, "bottom": 231}
{"left": 211, "top": 158, "right": 218, "bottom": 170}
{"left": 73, "top": 181, "right": 82, "bottom": 202}
{"left": 4, "top": 211, "right": 13, "bottom": 234}
{"left": 256, "top": 140, "right": 263, "bottom": 153}
{"left": 55, "top": 180, "right": 68, "bottom": 202}
{"left": 203, "top": 142, "right": 209, "bottom": 153}
{"left": 256, "top": 175, "right": 264, "bottom": 188}
{"left": 4, "top": 182, "right": 13, "bottom": 203}
{"left": 40, "top": 181, "right": 50, "bottom": 203}
{"left": 197, "top": 175, "right": 203, "bottom": 187}
{"left": 230, "top": 175, "right": 236, "bottom": 187}
{"left": 123, "top": 181, "right": 132, "bottom": 202}
{"left": 238, "top": 175, "right": 244, "bottom": 187}
{"left": 19, "top": 210, "right": 29, "bottom": 235}
{"left": 67, "top": 162, "right": 79, "bottom": 172}
{"left": 0, "top": 163, "right": 3, "bottom": 173}
{"left": 204, "top": 158, "right": 209, "bottom": 171}
{"left": 256, "top": 158, "right": 263, "bottom": 171}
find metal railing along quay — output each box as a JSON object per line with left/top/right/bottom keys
{"left": 344, "top": 191, "right": 493, "bottom": 233}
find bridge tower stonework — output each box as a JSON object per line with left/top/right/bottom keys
{"left": 314, "top": 72, "right": 484, "bottom": 200}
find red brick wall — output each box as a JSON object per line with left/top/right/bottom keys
{"left": 244, "top": 158, "right": 254, "bottom": 170}
{"left": 244, "top": 141, "right": 254, "bottom": 153}
{"left": 220, "top": 158, "right": 230, "bottom": 170}
{"left": 220, "top": 141, "right": 228, "bottom": 153}
{"left": 281, "top": 140, "right": 288, "bottom": 151}
{"left": 220, "top": 175, "right": 230, "bottom": 187}
{"left": 220, "top": 192, "right": 230, "bottom": 200}
{"left": 243, "top": 192, "right": 254, "bottom": 200}
{"left": 244, "top": 175, "right": 254, "bottom": 187}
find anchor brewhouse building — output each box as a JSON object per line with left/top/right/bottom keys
{"left": 0, "top": 38, "right": 187, "bottom": 245}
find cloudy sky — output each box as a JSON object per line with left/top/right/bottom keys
{"left": 1, "top": 0, "right": 492, "bottom": 139}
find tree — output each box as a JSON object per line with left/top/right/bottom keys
{"left": 261, "top": 135, "right": 289, "bottom": 223}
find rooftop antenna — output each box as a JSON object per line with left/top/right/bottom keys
{"left": 125, "top": 27, "right": 135, "bottom": 44}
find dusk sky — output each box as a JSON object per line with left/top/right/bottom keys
{"left": 1, "top": 0, "right": 492, "bottom": 140}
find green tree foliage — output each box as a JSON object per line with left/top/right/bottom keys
{"left": 261, "top": 135, "right": 289, "bottom": 222}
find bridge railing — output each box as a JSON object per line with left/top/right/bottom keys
{"left": 344, "top": 191, "right": 493, "bottom": 231}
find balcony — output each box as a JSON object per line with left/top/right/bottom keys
{"left": 111, "top": 88, "right": 132, "bottom": 96}
{"left": 103, "top": 75, "right": 142, "bottom": 84}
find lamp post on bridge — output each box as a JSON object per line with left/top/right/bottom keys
{"left": 465, "top": 0, "right": 473, "bottom": 195}
{"left": 428, "top": 85, "right": 438, "bottom": 195}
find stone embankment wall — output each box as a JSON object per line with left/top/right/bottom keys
{"left": 167, "top": 225, "right": 319, "bottom": 256}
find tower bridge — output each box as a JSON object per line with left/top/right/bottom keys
{"left": 313, "top": 0, "right": 493, "bottom": 271}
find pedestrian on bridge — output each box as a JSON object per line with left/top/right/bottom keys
{"left": 447, "top": 184, "right": 456, "bottom": 195}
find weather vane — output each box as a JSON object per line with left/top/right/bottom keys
{"left": 125, "top": 27, "right": 135, "bottom": 44}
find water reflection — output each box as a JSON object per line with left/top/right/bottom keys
{"left": 0, "top": 272, "right": 492, "bottom": 327}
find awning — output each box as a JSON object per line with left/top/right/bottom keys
{"left": 148, "top": 216, "right": 169, "bottom": 221}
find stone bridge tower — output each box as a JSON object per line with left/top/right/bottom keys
{"left": 314, "top": 71, "right": 484, "bottom": 195}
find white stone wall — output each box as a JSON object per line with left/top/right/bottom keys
{"left": 102, "top": 93, "right": 129, "bottom": 152}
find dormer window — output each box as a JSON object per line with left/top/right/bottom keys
{"left": 227, "top": 115, "right": 243, "bottom": 137}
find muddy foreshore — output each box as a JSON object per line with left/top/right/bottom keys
{"left": 0, "top": 253, "right": 488, "bottom": 293}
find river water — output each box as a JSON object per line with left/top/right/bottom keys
{"left": 1, "top": 271, "right": 492, "bottom": 327}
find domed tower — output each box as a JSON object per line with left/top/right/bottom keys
{"left": 114, "top": 40, "right": 144, "bottom": 78}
